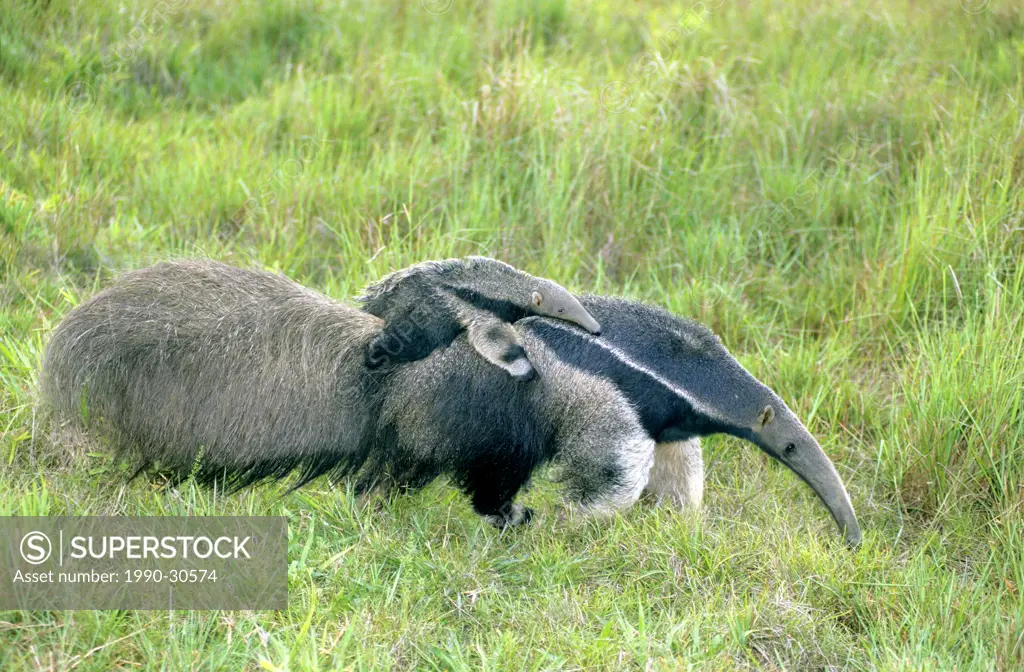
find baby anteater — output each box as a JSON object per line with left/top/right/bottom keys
{"left": 359, "top": 256, "right": 601, "bottom": 380}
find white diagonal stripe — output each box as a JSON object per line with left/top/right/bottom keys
{"left": 537, "top": 322, "right": 723, "bottom": 423}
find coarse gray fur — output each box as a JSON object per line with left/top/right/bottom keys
{"left": 357, "top": 256, "right": 601, "bottom": 381}
{"left": 41, "top": 260, "right": 384, "bottom": 488}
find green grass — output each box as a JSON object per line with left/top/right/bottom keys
{"left": 2, "top": 0, "right": 1023, "bottom": 668}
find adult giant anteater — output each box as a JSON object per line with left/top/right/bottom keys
{"left": 41, "top": 260, "right": 861, "bottom": 545}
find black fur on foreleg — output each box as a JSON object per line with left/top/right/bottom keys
{"left": 479, "top": 501, "right": 534, "bottom": 528}
{"left": 459, "top": 457, "right": 536, "bottom": 528}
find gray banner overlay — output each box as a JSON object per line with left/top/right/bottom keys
{"left": 0, "top": 517, "right": 287, "bottom": 610}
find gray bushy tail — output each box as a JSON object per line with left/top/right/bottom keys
{"left": 42, "top": 260, "right": 385, "bottom": 489}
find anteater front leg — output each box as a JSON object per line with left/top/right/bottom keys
{"left": 461, "top": 457, "right": 535, "bottom": 528}
{"left": 552, "top": 384, "right": 656, "bottom": 515}
{"left": 559, "top": 432, "right": 656, "bottom": 516}
{"left": 643, "top": 439, "right": 704, "bottom": 510}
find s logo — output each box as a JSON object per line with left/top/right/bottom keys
{"left": 20, "top": 531, "right": 52, "bottom": 565}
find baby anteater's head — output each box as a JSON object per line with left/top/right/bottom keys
{"left": 529, "top": 280, "right": 602, "bottom": 335}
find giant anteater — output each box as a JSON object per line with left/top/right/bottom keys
{"left": 41, "top": 260, "right": 860, "bottom": 545}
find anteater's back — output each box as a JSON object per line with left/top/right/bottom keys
{"left": 42, "top": 260, "right": 384, "bottom": 487}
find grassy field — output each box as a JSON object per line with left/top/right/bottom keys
{"left": 2, "top": 0, "right": 1023, "bottom": 668}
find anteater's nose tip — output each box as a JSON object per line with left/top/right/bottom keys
{"left": 843, "top": 524, "right": 863, "bottom": 549}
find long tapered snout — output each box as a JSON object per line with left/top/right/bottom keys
{"left": 532, "top": 287, "right": 602, "bottom": 335}
{"left": 756, "top": 407, "right": 861, "bottom": 547}
{"left": 761, "top": 417, "right": 856, "bottom": 549}
{"left": 574, "top": 308, "right": 602, "bottom": 335}
{"left": 554, "top": 293, "right": 602, "bottom": 335}
{"left": 787, "top": 442, "right": 862, "bottom": 547}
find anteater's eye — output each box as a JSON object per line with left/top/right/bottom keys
{"left": 558, "top": 308, "right": 564, "bottom": 313}
{"left": 785, "top": 443, "right": 796, "bottom": 455}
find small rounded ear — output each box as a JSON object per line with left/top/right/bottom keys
{"left": 758, "top": 405, "right": 775, "bottom": 428}
{"left": 531, "top": 291, "right": 543, "bottom": 307}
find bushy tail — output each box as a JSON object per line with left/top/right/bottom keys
{"left": 42, "top": 260, "right": 386, "bottom": 489}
